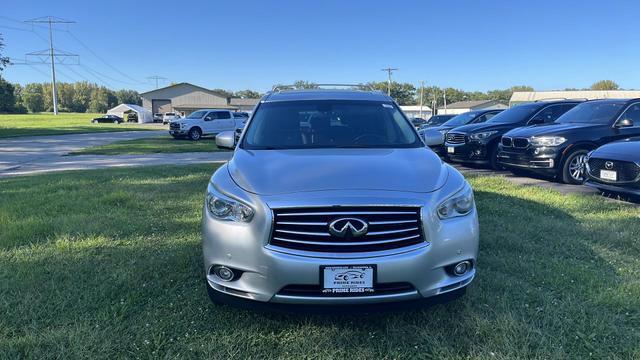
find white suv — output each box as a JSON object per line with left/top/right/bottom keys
{"left": 169, "top": 109, "right": 247, "bottom": 141}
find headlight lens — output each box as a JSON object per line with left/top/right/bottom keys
{"left": 437, "top": 183, "right": 475, "bottom": 219}
{"left": 206, "top": 187, "right": 254, "bottom": 222}
{"left": 438, "top": 129, "right": 449, "bottom": 135}
{"left": 530, "top": 136, "right": 567, "bottom": 146}
{"left": 469, "top": 131, "right": 497, "bottom": 141}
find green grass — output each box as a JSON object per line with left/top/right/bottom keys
{"left": 69, "top": 136, "right": 227, "bottom": 155}
{"left": 0, "top": 113, "right": 159, "bottom": 138}
{"left": 0, "top": 166, "right": 639, "bottom": 359}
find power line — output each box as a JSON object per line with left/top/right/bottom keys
{"left": 381, "top": 67, "right": 398, "bottom": 96}
{"left": 146, "top": 75, "right": 167, "bottom": 89}
{"left": 77, "top": 63, "right": 116, "bottom": 88}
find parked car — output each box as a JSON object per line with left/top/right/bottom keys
{"left": 445, "top": 100, "right": 582, "bottom": 169}
{"left": 126, "top": 113, "right": 138, "bottom": 123}
{"left": 498, "top": 99, "right": 640, "bottom": 183}
{"left": 585, "top": 137, "right": 640, "bottom": 197}
{"left": 170, "top": 109, "right": 246, "bottom": 141}
{"left": 162, "top": 112, "right": 179, "bottom": 124}
{"left": 410, "top": 117, "right": 428, "bottom": 128}
{"left": 153, "top": 113, "right": 163, "bottom": 123}
{"left": 419, "top": 114, "right": 456, "bottom": 129}
{"left": 203, "top": 87, "right": 478, "bottom": 308}
{"left": 419, "top": 109, "right": 503, "bottom": 156}
{"left": 233, "top": 111, "right": 250, "bottom": 120}
{"left": 91, "top": 114, "right": 123, "bottom": 124}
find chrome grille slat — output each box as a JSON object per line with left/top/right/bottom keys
{"left": 446, "top": 132, "right": 466, "bottom": 144}
{"left": 270, "top": 206, "right": 425, "bottom": 253}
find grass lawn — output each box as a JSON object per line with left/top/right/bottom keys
{"left": 69, "top": 136, "right": 227, "bottom": 155}
{"left": 0, "top": 165, "right": 638, "bottom": 359}
{"left": 0, "top": 113, "right": 159, "bottom": 138}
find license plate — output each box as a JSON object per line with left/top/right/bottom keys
{"left": 321, "top": 265, "right": 375, "bottom": 294}
{"left": 600, "top": 170, "right": 617, "bottom": 181}
{"left": 447, "top": 146, "right": 455, "bottom": 154}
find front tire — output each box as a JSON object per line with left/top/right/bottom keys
{"left": 561, "top": 149, "right": 589, "bottom": 184}
{"left": 188, "top": 127, "right": 202, "bottom": 141}
{"left": 488, "top": 145, "right": 501, "bottom": 170}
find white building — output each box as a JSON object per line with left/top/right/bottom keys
{"left": 437, "top": 100, "right": 508, "bottom": 115}
{"left": 400, "top": 105, "right": 433, "bottom": 118}
{"left": 510, "top": 90, "right": 640, "bottom": 106}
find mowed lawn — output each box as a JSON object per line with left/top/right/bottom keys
{"left": 69, "top": 136, "right": 227, "bottom": 155}
{"left": 0, "top": 165, "right": 638, "bottom": 359}
{"left": 0, "top": 113, "right": 158, "bottom": 138}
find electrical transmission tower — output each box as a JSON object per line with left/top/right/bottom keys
{"left": 25, "top": 16, "right": 76, "bottom": 115}
{"left": 146, "top": 75, "right": 167, "bottom": 89}
{"left": 381, "top": 67, "right": 398, "bottom": 96}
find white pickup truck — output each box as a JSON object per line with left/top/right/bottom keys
{"left": 169, "top": 109, "right": 247, "bottom": 141}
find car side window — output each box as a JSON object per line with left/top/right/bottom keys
{"left": 619, "top": 103, "right": 640, "bottom": 125}
{"left": 204, "top": 112, "right": 216, "bottom": 121}
{"left": 216, "top": 111, "right": 231, "bottom": 119}
{"left": 531, "top": 104, "right": 567, "bottom": 124}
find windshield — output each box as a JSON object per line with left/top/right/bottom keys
{"left": 242, "top": 100, "right": 422, "bottom": 149}
{"left": 487, "top": 104, "right": 540, "bottom": 124}
{"left": 442, "top": 112, "right": 478, "bottom": 127}
{"left": 426, "top": 115, "right": 451, "bottom": 126}
{"left": 555, "top": 102, "right": 625, "bottom": 124}
{"left": 186, "top": 110, "right": 207, "bottom": 119}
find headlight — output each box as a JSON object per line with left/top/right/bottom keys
{"left": 530, "top": 136, "right": 567, "bottom": 146}
{"left": 437, "top": 183, "right": 475, "bottom": 219}
{"left": 438, "top": 129, "right": 449, "bottom": 135}
{"left": 469, "top": 131, "right": 497, "bottom": 141}
{"left": 206, "top": 186, "right": 254, "bottom": 222}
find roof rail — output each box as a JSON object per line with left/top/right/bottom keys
{"left": 534, "top": 98, "right": 567, "bottom": 102}
{"left": 271, "top": 83, "right": 375, "bottom": 92}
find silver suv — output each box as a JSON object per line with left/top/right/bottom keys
{"left": 202, "top": 87, "right": 479, "bottom": 308}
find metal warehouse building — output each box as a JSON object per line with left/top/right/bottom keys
{"left": 437, "top": 100, "right": 507, "bottom": 115}
{"left": 141, "top": 83, "right": 260, "bottom": 116}
{"left": 510, "top": 90, "right": 640, "bottom": 106}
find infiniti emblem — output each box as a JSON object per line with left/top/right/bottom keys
{"left": 328, "top": 218, "right": 368, "bottom": 238}
{"left": 605, "top": 161, "right": 614, "bottom": 170}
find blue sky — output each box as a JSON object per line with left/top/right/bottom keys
{"left": 2, "top": 0, "right": 639, "bottom": 93}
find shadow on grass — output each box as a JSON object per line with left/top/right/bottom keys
{"left": 1, "top": 168, "right": 638, "bottom": 358}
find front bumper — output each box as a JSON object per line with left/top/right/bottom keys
{"left": 202, "top": 189, "right": 479, "bottom": 305}
{"left": 584, "top": 179, "right": 640, "bottom": 196}
{"left": 444, "top": 142, "right": 490, "bottom": 164}
{"left": 497, "top": 146, "right": 562, "bottom": 174}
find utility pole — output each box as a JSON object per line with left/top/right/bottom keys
{"left": 25, "top": 16, "right": 75, "bottom": 116}
{"left": 146, "top": 75, "right": 167, "bottom": 89}
{"left": 381, "top": 67, "right": 398, "bottom": 96}
{"left": 419, "top": 80, "right": 424, "bottom": 118}
{"left": 443, "top": 90, "right": 448, "bottom": 113}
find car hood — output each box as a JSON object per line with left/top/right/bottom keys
{"left": 227, "top": 148, "right": 448, "bottom": 195}
{"left": 449, "top": 122, "right": 516, "bottom": 134}
{"left": 591, "top": 138, "right": 640, "bottom": 162}
{"left": 505, "top": 123, "right": 605, "bottom": 137}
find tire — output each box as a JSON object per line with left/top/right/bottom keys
{"left": 488, "top": 144, "right": 501, "bottom": 170}
{"left": 561, "top": 149, "right": 589, "bottom": 184}
{"left": 188, "top": 127, "right": 202, "bottom": 141}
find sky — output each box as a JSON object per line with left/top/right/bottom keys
{"left": 1, "top": 0, "right": 639, "bottom": 93}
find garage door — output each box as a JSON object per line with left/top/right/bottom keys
{"left": 152, "top": 99, "right": 172, "bottom": 114}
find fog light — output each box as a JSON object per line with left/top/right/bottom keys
{"left": 453, "top": 261, "right": 471, "bottom": 276}
{"left": 213, "top": 266, "right": 235, "bottom": 281}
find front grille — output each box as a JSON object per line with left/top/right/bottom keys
{"left": 270, "top": 206, "right": 425, "bottom": 253}
{"left": 169, "top": 122, "right": 180, "bottom": 130}
{"left": 502, "top": 137, "right": 513, "bottom": 147}
{"left": 278, "top": 282, "right": 415, "bottom": 297}
{"left": 588, "top": 158, "right": 640, "bottom": 182}
{"left": 513, "top": 137, "right": 530, "bottom": 148}
{"left": 446, "top": 133, "right": 466, "bottom": 144}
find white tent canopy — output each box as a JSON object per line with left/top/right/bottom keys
{"left": 107, "top": 104, "right": 153, "bottom": 123}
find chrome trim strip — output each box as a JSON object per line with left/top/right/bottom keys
{"left": 367, "top": 227, "right": 419, "bottom": 236}
{"left": 272, "top": 290, "right": 420, "bottom": 304}
{"left": 275, "top": 229, "right": 329, "bottom": 236}
{"left": 277, "top": 211, "right": 417, "bottom": 216}
{"left": 276, "top": 221, "right": 328, "bottom": 226}
{"left": 272, "top": 234, "right": 421, "bottom": 246}
{"left": 368, "top": 219, "right": 417, "bottom": 225}
{"left": 265, "top": 242, "right": 430, "bottom": 259}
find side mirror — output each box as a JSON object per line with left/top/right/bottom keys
{"left": 616, "top": 118, "right": 634, "bottom": 128}
{"left": 215, "top": 131, "right": 236, "bottom": 149}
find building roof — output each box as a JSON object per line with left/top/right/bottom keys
{"left": 437, "top": 100, "right": 503, "bottom": 110}
{"left": 140, "top": 82, "right": 228, "bottom": 98}
{"left": 400, "top": 105, "right": 433, "bottom": 112}
{"left": 510, "top": 90, "right": 640, "bottom": 103}
{"left": 229, "top": 98, "right": 260, "bottom": 106}
{"left": 264, "top": 89, "right": 391, "bottom": 102}
{"left": 107, "top": 103, "right": 150, "bottom": 114}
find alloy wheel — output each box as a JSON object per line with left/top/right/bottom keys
{"left": 569, "top": 154, "right": 588, "bottom": 181}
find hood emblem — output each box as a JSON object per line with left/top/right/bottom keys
{"left": 329, "top": 218, "right": 368, "bottom": 238}
{"left": 605, "top": 161, "right": 614, "bottom": 170}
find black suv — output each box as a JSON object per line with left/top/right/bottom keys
{"left": 498, "top": 99, "right": 640, "bottom": 184}
{"left": 585, "top": 137, "right": 640, "bottom": 197}
{"left": 445, "top": 100, "right": 581, "bottom": 169}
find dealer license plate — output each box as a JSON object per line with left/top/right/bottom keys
{"left": 600, "top": 170, "right": 617, "bottom": 181}
{"left": 321, "top": 265, "right": 375, "bottom": 294}
{"left": 447, "top": 146, "right": 455, "bottom": 154}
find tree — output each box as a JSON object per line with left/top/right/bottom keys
{"left": 366, "top": 81, "right": 416, "bottom": 105}
{"left": 115, "top": 89, "right": 141, "bottom": 105}
{"left": 72, "top": 81, "right": 92, "bottom": 112}
{"left": 57, "top": 82, "right": 75, "bottom": 112}
{"left": 590, "top": 80, "right": 619, "bottom": 90}
{"left": 234, "top": 89, "right": 261, "bottom": 99}
{"left": 12, "top": 83, "right": 27, "bottom": 113}
{"left": 0, "top": 76, "right": 15, "bottom": 112}
{"left": 211, "top": 88, "right": 233, "bottom": 98}
{"left": 89, "top": 87, "right": 109, "bottom": 113}
{"left": 23, "top": 83, "right": 45, "bottom": 113}
{"left": 0, "top": 34, "right": 10, "bottom": 72}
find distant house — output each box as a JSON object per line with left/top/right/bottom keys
{"left": 510, "top": 90, "right": 640, "bottom": 106}
{"left": 140, "top": 82, "right": 260, "bottom": 116}
{"left": 437, "top": 100, "right": 507, "bottom": 115}
{"left": 400, "top": 105, "right": 433, "bottom": 118}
